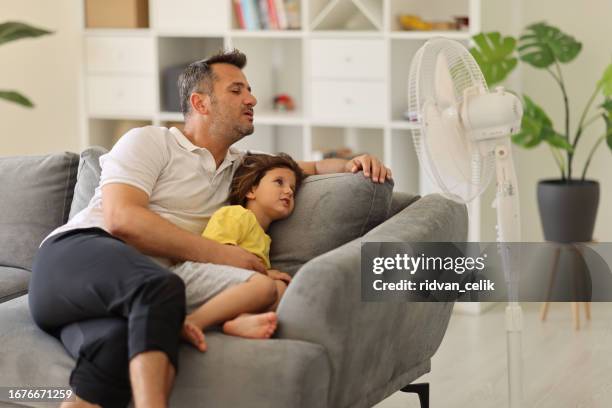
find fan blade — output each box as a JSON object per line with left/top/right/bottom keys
{"left": 434, "top": 52, "right": 458, "bottom": 109}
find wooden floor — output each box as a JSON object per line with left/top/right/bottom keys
{"left": 375, "top": 302, "right": 612, "bottom": 408}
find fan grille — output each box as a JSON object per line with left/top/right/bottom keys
{"left": 407, "top": 38, "right": 495, "bottom": 204}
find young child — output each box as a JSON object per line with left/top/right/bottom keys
{"left": 172, "top": 153, "right": 304, "bottom": 352}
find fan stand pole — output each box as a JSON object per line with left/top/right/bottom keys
{"left": 494, "top": 143, "right": 524, "bottom": 408}
{"left": 506, "top": 302, "right": 523, "bottom": 408}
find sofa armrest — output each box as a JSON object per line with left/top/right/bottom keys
{"left": 276, "top": 194, "right": 467, "bottom": 408}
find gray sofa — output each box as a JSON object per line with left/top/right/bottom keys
{"left": 0, "top": 148, "right": 467, "bottom": 408}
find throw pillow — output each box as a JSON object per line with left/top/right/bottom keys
{"left": 0, "top": 152, "right": 79, "bottom": 270}
{"left": 69, "top": 146, "right": 108, "bottom": 219}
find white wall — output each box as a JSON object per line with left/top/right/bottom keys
{"left": 0, "top": 0, "right": 81, "bottom": 155}
{"left": 481, "top": 0, "right": 612, "bottom": 242}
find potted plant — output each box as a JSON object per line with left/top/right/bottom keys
{"left": 0, "top": 21, "right": 52, "bottom": 107}
{"left": 470, "top": 22, "right": 612, "bottom": 243}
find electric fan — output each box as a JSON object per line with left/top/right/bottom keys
{"left": 407, "top": 38, "right": 524, "bottom": 407}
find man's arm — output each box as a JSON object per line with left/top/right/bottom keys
{"left": 298, "top": 154, "right": 393, "bottom": 183}
{"left": 102, "top": 183, "right": 266, "bottom": 273}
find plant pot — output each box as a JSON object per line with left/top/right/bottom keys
{"left": 537, "top": 179, "right": 600, "bottom": 243}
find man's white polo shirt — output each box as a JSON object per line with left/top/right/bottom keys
{"left": 44, "top": 126, "right": 245, "bottom": 249}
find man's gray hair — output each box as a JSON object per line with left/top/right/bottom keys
{"left": 178, "top": 49, "right": 247, "bottom": 117}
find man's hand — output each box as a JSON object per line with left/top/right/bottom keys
{"left": 209, "top": 244, "right": 267, "bottom": 274}
{"left": 345, "top": 154, "right": 392, "bottom": 184}
{"left": 267, "top": 269, "right": 292, "bottom": 284}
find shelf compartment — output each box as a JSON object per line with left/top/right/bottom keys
{"left": 311, "top": 126, "right": 383, "bottom": 161}
{"left": 389, "top": 129, "right": 419, "bottom": 194}
{"left": 310, "top": 0, "right": 382, "bottom": 31}
{"left": 151, "top": 0, "right": 229, "bottom": 34}
{"left": 157, "top": 36, "right": 224, "bottom": 112}
{"left": 389, "top": 0, "right": 469, "bottom": 33}
{"left": 390, "top": 39, "right": 426, "bottom": 123}
{"left": 88, "top": 119, "right": 152, "bottom": 150}
{"left": 231, "top": 0, "right": 302, "bottom": 31}
{"left": 253, "top": 110, "right": 304, "bottom": 126}
{"left": 234, "top": 125, "right": 304, "bottom": 159}
{"left": 85, "top": 0, "right": 149, "bottom": 29}
{"left": 231, "top": 38, "right": 303, "bottom": 115}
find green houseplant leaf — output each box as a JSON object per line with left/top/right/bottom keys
{"left": 0, "top": 91, "right": 34, "bottom": 107}
{"left": 603, "top": 99, "right": 612, "bottom": 150}
{"left": 469, "top": 32, "right": 518, "bottom": 86}
{"left": 518, "top": 22, "right": 582, "bottom": 68}
{"left": 512, "top": 95, "right": 572, "bottom": 151}
{"left": 597, "top": 63, "right": 612, "bottom": 97}
{"left": 0, "top": 21, "right": 52, "bottom": 46}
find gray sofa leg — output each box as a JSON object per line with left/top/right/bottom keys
{"left": 401, "top": 383, "right": 429, "bottom": 408}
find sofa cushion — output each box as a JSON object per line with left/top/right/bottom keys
{"left": 0, "top": 266, "right": 30, "bottom": 303}
{"left": 0, "top": 152, "right": 79, "bottom": 270}
{"left": 0, "top": 296, "right": 331, "bottom": 408}
{"left": 269, "top": 172, "right": 393, "bottom": 275}
{"left": 69, "top": 146, "right": 108, "bottom": 219}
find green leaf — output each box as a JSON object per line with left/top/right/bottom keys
{"left": 469, "top": 32, "right": 518, "bottom": 86}
{"left": 0, "top": 90, "right": 34, "bottom": 107}
{"left": 543, "top": 129, "right": 573, "bottom": 151}
{"left": 513, "top": 94, "right": 571, "bottom": 151}
{"left": 597, "top": 63, "right": 612, "bottom": 97}
{"left": 0, "top": 21, "right": 52, "bottom": 46}
{"left": 603, "top": 99, "right": 612, "bottom": 151}
{"left": 601, "top": 98, "right": 612, "bottom": 112}
{"left": 518, "top": 22, "right": 581, "bottom": 68}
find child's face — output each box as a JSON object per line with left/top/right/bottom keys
{"left": 246, "top": 167, "right": 297, "bottom": 221}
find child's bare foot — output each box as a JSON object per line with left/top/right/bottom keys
{"left": 181, "top": 320, "right": 207, "bottom": 352}
{"left": 222, "top": 312, "right": 277, "bottom": 339}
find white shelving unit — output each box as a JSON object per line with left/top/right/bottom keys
{"left": 79, "top": 0, "right": 482, "bottom": 238}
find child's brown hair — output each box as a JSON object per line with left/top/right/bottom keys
{"left": 228, "top": 153, "right": 305, "bottom": 207}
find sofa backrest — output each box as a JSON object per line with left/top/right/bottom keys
{"left": 0, "top": 147, "right": 419, "bottom": 276}
{"left": 0, "top": 152, "right": 79, "bottom": 271}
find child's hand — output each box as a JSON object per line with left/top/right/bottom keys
{"left": 267, "top": 269, "right": 292, "bottom": 284}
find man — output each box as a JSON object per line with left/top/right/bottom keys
{"left": 28, "top": 49, "right": 392, "bottom": 408}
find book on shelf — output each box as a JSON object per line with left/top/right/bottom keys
{"left": 284, "top": 0, "right": 300, "bottom": 29}
{"left": 257, "top": 0, "right": 270, "bottom": 29}
{"left": 267, "top": 0, "right": 280, "bottom": 29}
{"left": 240, "top": 0, "right": 260, "bottom": 30}
{"left": 233, "top": 0, "right": 246, "bottom": 29}
{"left": 274, "top": 0, "right": 288, "bottom": 29}
{"left": 234, "top": 0, "right": 300, "bottom": 30}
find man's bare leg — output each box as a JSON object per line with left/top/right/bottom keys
{"left": 130, "top": 351, "right": 172, "bottom": 408}
{"left": 60, "top": 396, "right": 101, "bottom": 408}
{"left": 165, "top": 363, "right": 176, "bottom": 400}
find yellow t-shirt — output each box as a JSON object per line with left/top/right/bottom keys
{"left": 202, "top": 205, "right": 272, "bottom": 268}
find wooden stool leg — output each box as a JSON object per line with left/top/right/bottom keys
{"left": 583, "top": 302, "right": 591, "bottom": 320}
{"left": 541, "top": 247, "right": 561, "bottom": 322}
{"left": 572, "top": 302, "right": 580, "bottom": 330}
{"left": 540, "top": 302, "right": 550, "bottom": 321}
{"left": 571, "top": 246, "right": 583, "bottom": 330}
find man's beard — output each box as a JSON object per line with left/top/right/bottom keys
{"left": 210, "top": 99, "right": 254, "bottom": 144}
